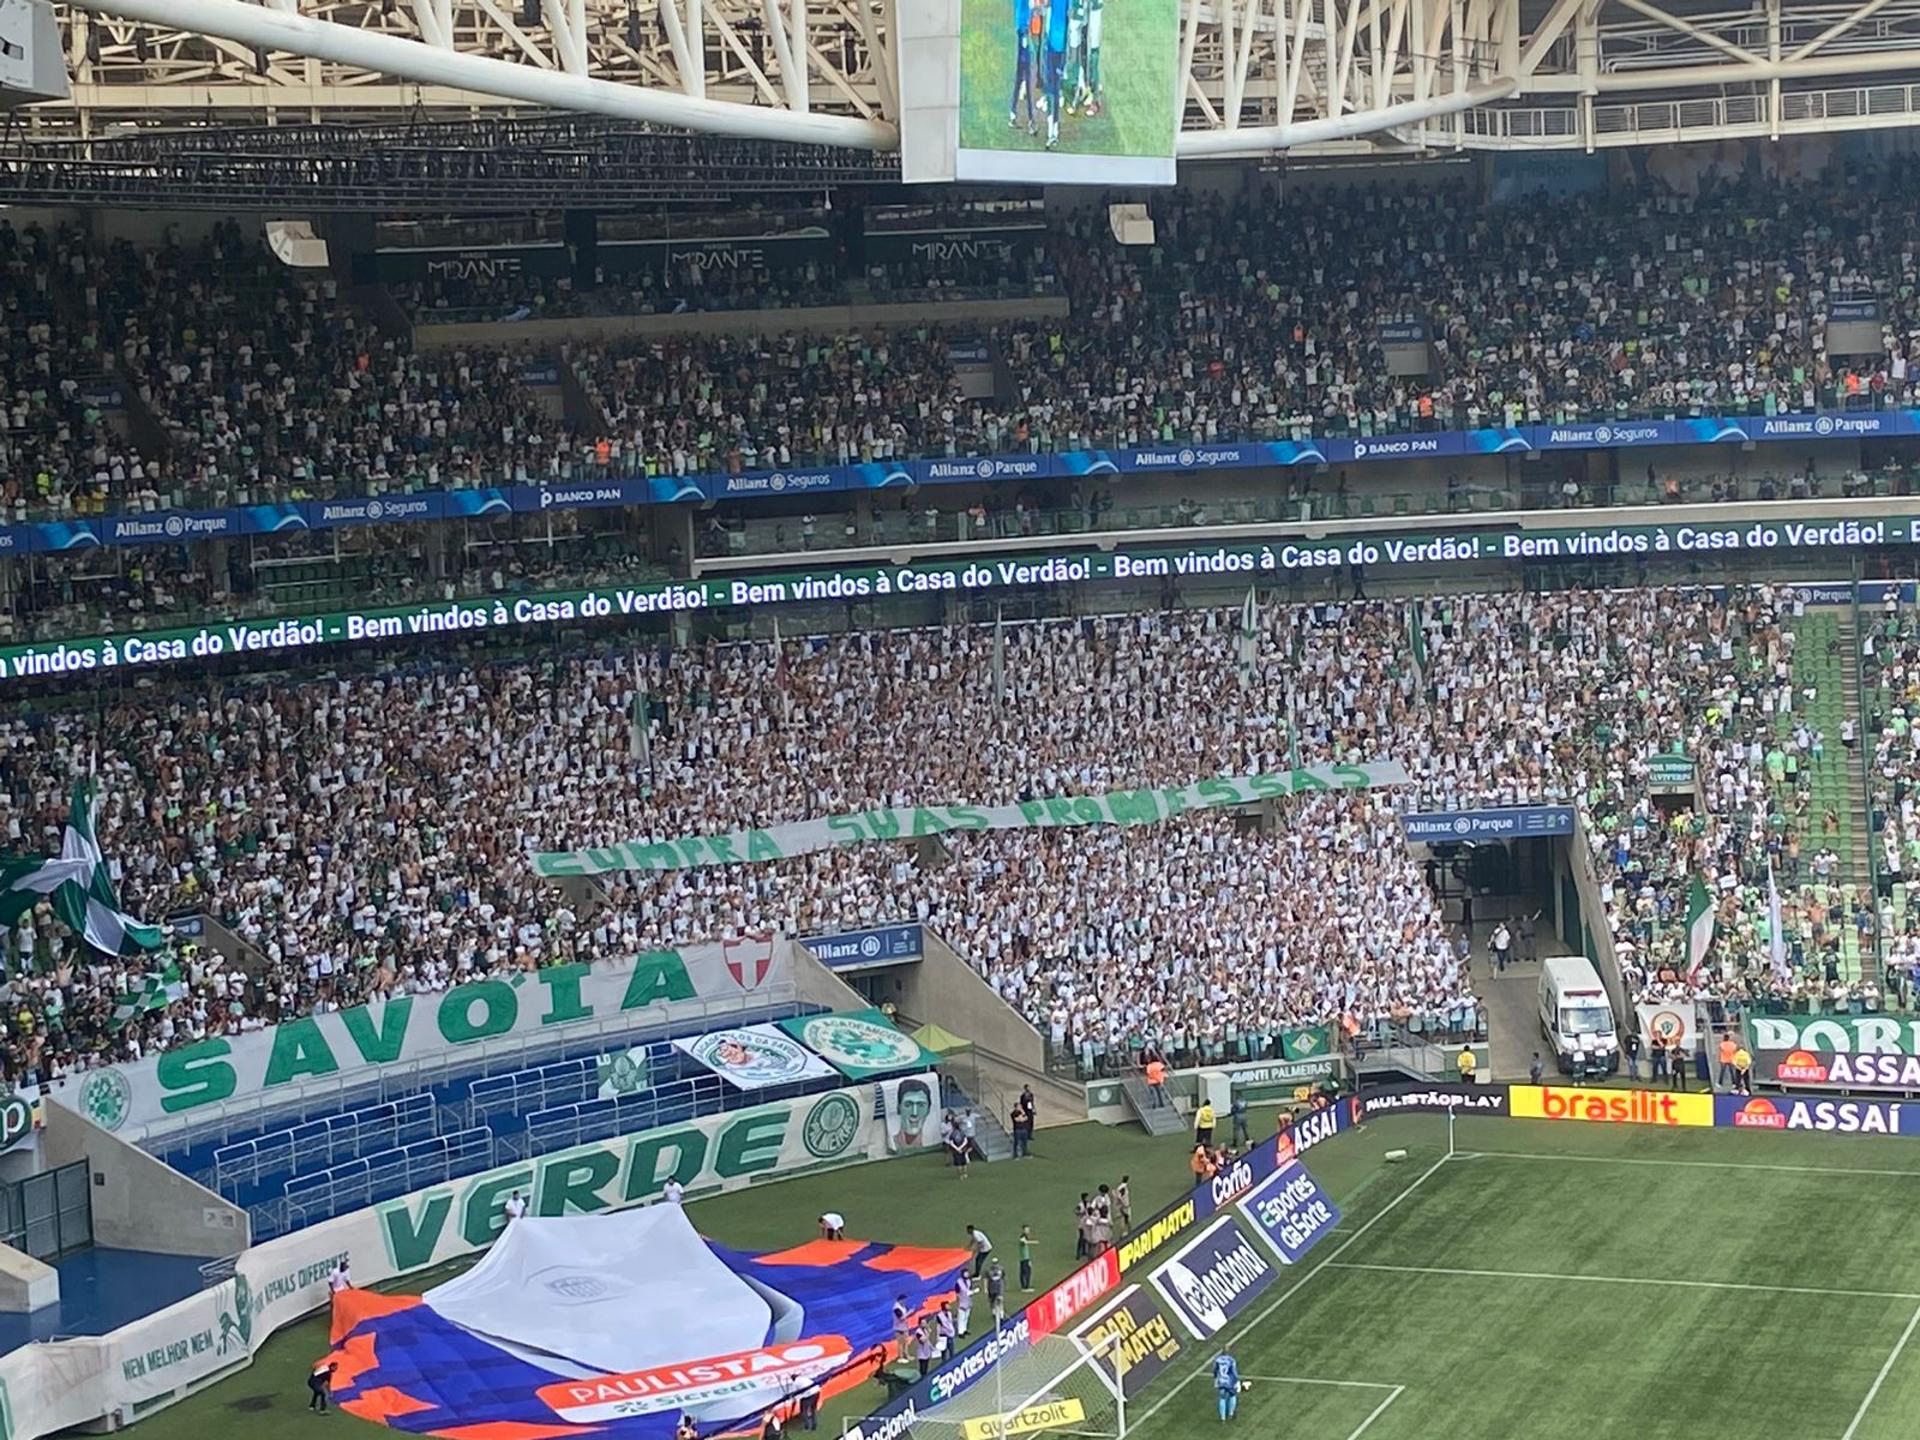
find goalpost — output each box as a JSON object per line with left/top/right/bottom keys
{"left": 891, "top": 1333, "right": 1127, "bottom": 1440}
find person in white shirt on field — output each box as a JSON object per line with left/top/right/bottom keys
{"left": 662, "top": 1177, "right": 685, "bottom": 1205}
{"left": 327, "top": 1259, "right": 352, "bottom": 1294}
{"left": 504, "top": 1190, "right": 528, "bottom": 1224}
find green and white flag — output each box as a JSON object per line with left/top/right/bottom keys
{"left": 1407, "top": 600, "right": 1427, "bottom": 680}
{"left": 57, "top": 783, "right": 163, "bottom": 958}
{"left": 112, "top": 959, "right": 186, "bottom": 1028}
{"left": 0, "top": 782, "right": 161, "bottom": 958}
{"left": 991, "top": 609, "right": 1007, "bottom": 707}
{"left": 1238, "top": 585, "right": 1259, "bottom": 689}
{"left": 1686, "top": 874, "right": 1717, "bottom": 980}
{"left": 596, "top": 1045, "right": 651, "bottom": 1100}
{"left": 0, "top": 855, "right": 92, "bottom": 931}
{"left": 1767, "top": 864, "right": 1788, "bottom": 982}
{"left": 629, "top": 657, "right": 652, "bottom": 771}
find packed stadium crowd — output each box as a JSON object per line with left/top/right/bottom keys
{"left": 10, "top": 159, "right": 1920, "bottom": 525}
{"left": 0, "top": 583, "right": 1885, "bottom": 1088}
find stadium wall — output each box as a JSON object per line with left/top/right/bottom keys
{"left": 0, "top": 1247, "right": 57, "bottom": 1314}
{"left": 791, "top": 938, "right": 872, "bottom": 1012}
{"left": 1563, "top": 816, "right": 1632, "bottom": 1022}
{"left": 0, "top": 1080, "right": 932, "bottom": 1440}
{"left": 39, "top": 1100, "right": 248, "bottom": 1258}
{"left": 893, "top": 929, "right": 1050, "bottom": 1076}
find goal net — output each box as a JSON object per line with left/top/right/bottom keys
{"left": 897, "top": 1333, "right": 1126, "bottom": 1440}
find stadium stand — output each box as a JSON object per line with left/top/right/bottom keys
{"left": 8, "top": 164, "right": 1920, "bottom": 530}
{"left": 1, "top": 583, "right": 1892, "bottom": 1109}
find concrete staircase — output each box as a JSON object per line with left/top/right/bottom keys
{"left": 1830, "top": 614, "right": 1876, "bottom": 890}
{"left": 968, "top": 1108, "right": 1015, "bottom": 1162}
{"left": 1119, "top": 1074, "right": 1188, "bottom": 1136}
{"left": 1788, "top": 608, "right": 1878, "bottom": 986}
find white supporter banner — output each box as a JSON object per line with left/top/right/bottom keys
{"left": 880, "top": 1074, "right": 943, "bottom": 1152}
{"left": 673, "top": 1023, "right": 838, "bottom": 1091}
{"left": 59, "top": 936, "right": 791, "bottom": 1140}
{"left": 3, "top": 1081, "right": 901, "bottom": 1440}
{"left": 1635, "top": 999, "right": 1698, "bottom": 1051}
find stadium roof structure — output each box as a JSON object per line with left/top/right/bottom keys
{"left": 12, "top": 0, "right": 1920, "bottom": 201}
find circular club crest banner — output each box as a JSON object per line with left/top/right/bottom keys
{"left": 783, "top": 1009, "right": 935, "bottom": 1081}
{"left": 674, "top": 1023, "right": 836, "bottom": 1091}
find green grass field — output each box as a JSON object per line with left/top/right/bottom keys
{"left": 956, "top": 0, "right": 1179, "bottom": 161}
{"left": 130, "top": 1109, "right": 1920, "bottom": 1440}
{"left": 1119, "top": 1115, "right": 1920, "bottom": 1440}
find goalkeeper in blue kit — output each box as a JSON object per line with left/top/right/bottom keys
{"left": 1212, "top": 1351, "right": 1241, "bottom": 1421}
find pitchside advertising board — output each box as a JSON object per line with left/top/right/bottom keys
{"left": 1754, "top": 1050, "right": 1920, "bottom": 1092}
{"left": 1148, "top": 1214, "right": 1279, "bottom": 1339}
{"left": 1070, "top": 1286, "right": 1185, "bottom": 1399}
{"left": 853, "top": 1097, "right": 1363, "bottom": 1438}
{"left": 63, "top": 938, "right": 791, "bottom": 1138}
{"left": 1358, "top": 1084, "right": 1509, "bottom": 1118}
{"left": 1716, "top": 1095, "right": 1920, "bottom": 1134}
{"left": 1509, "top": 1083, "right": 1714, "bottom": 1127}
{"left": 1745, "top": 1015, "right": 1920, "bottom": 1093}
{"left": 1239, "top": 1161, "right": 1342, "bottom": 1264}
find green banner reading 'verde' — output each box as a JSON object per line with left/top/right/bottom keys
{"left": 532, "top": 762, "right": 1411, "bottom": 877}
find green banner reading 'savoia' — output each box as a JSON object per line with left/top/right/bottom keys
{"left": 532, "top": 762, "right": 1410, "bottom": 877}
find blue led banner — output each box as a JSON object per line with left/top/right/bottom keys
{"left": 5, "top": 410, "right": 1918, "bottom": 552}
{"left": 1401, "top": 806, "right": 1576, "bottom": 842}
{"left": 798, "top": 925, "right": 925, "bottom": 969}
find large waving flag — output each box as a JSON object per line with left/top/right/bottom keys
{"left": 1685, "top": 873, "right": 1716, "bottom": 982}
{"left": 0, "top": 855, "right": 92, "bottom": 929}
{"left": 57, "top": 782, "right": 164, "bottom": 956}
{"left": 0, "top": 784, "right": 161, "bottom": 958}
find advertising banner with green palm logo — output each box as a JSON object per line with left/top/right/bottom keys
{"left": 672, "top": 1022, "right": 838, "bottom": 1091}
{"left": 779, "top": 1008, "right": 941, "bottom": 1081}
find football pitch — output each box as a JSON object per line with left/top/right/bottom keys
{"left": 123, "top": 1108, "right": 1920, "bottom": 1440}
{"left": 1121, "top": 1115, "right": 1920, "bottom": 1440}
